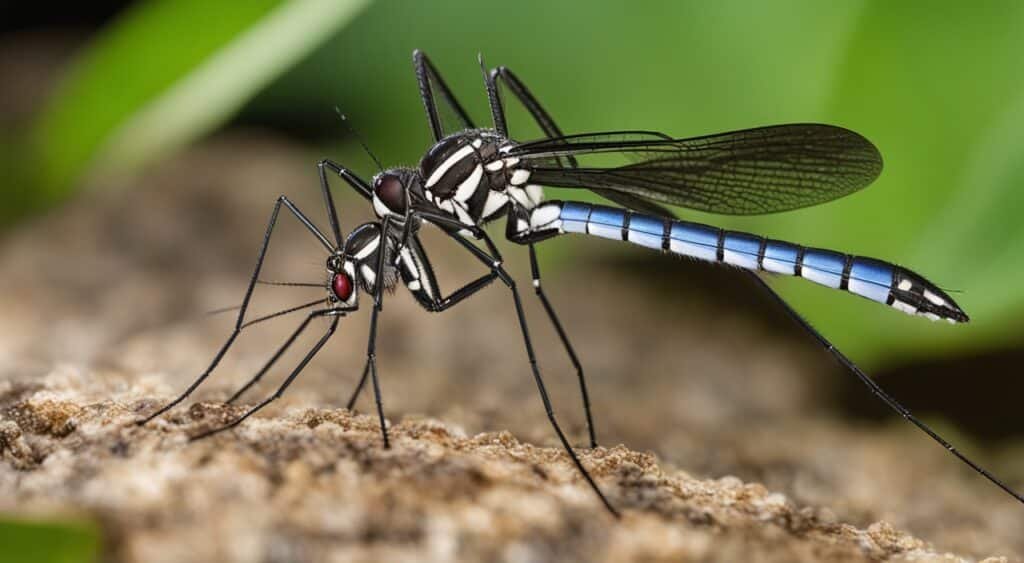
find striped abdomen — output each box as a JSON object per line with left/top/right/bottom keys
{"left": 527, "top": 201, "right": 968, "bottom": 323}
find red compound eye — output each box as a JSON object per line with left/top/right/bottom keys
{"left": 331, "top": 272, "right": 353, "bottom": 301}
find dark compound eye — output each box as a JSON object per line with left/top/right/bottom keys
{"left": 331, "top": 272, "right": 354, "bottom": 302}
{"left": 373, "top": 173, "right": 406, "bottom": 214}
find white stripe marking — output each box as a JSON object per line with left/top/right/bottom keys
{"left": 510, "top": 169, "right": 530, "bottom": 186}
{"left": 361, "top": 265, "right": 376, "bottom": 286}
{"left": 401, "top": 248, "right": 417, "bottom": 272}
{"left": 525, "top": 184, "right": 544, "bottom": 206}
{"left": 425, "top": 144, "right": 476, "bottom": 188}
{"left": 485, "top": 160, "right": 504, "bottom": 172}
{"left": 453, "top": 202, "right": 473, "bottom": 224}
{"left": 762, "top": 257, "right": 796, "bottom": 275}
{"left": 354, "top": 235, "right": 380, "bottom": 260}
{"left": 454, "top": 164, "right": 483, "bottom": 202}
{"left": 669, "top": 239, "right": 717, "bottom": 262}
{"left": 892, "top": 300, "right": 917, "bottom": 314}
{"left": 723, "top": 249, "right": 759, "bottom": 270}
{"left": 482, "top": 191, "right": 509, "bottom": 217}
{"left": 801, "top": 267, "right": 842, "bottom": 289}
{"left": 508, "top": 187, "right": 532, "bottom": 209}
{"left": 923, "top": 290, "right": 944, "bottom": 306}
{"left": 372, "top": 196, "right": 392, "bottom": 218}
{"left": 530, "top": 205, "right": 562, "bottom": 230}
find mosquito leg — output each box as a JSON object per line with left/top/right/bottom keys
{"left": 461, "top": 231, "right": 618, "bottom": 514}
{"left": 315, "top": 160, "right": 346, "bottom": 245}
{"left": 359, "top": 216, "right": 393, "bottom": 447}
{"left": 487, "top": 67, "right": 602, "bottom": 447}
{"left": 744, "top": 271, "right": 1024, "bottom": 504}
{"left": 490, "top": 66, "right": 578, "bottom": 170}
{"left": 225, "top": 304, "right": 333, "bottom": 404}
{"left": 137, "top": 197, "right": 333, "bottom": 425}
{"left": 344, "top": 362, "right": 371, "bottom": 411}
{"left": 528, "top": 244, "right": 598, "bottom": 448}
{"left": 346, "top": 253, "right": 499, "bottom": 410}
{"left": 190, "top": 311, "right": 339, "bottom": 441}
{"left": 413, "top": 49, "right": 476, "bottom": 142}
{"left": 404, "top": 210, "right": 618, "bottom": 515}
{"left": 499, "top": 262, "right": 619, "bottom": 517}
{"left": 225, "top": 298, "right": 331, "bottom": 404}
{"left": 317, "top": 157, "right": 374, "bottom": 203}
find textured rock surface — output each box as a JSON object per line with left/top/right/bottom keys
{"left": 1, "top": 137, "right": 1022, "bottom": 562}
{"left": 0, "top": 371, "right": 1008, "bottom": 563}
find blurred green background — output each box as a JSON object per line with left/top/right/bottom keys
{"left": 2, "top": 2, "right": 1023, "bottom": 560}
{"left": 9, "top": 0, "right": 1024, "bottom": 362}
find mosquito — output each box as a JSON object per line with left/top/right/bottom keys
{"left": 139, "top": 51, "right": 1022, "bottom": 517}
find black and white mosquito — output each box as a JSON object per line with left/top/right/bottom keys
{"left": 139, "top": 51, "right": 1022, "bottom": 516}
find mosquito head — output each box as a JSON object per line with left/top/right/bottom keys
{"left": 325, "top": 253, "right": 357, "bottom": 307}
{"left": 326, "top": 221, "right": 390, "bottom": 308}
{"left": 371, "top": 169, "right": 418, "bottom": 218}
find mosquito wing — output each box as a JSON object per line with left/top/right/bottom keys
{"left": 507, "top": 124, "right": 883, "bottom": 215}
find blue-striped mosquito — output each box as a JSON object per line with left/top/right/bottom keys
{"left": 139, "top": 51, "right": 1022, "bottom": 517}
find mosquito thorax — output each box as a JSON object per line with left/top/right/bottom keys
{"left": 418, "top": 131, "right": 504, "bottom": 199}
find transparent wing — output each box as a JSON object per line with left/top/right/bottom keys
{"left": 508, "top": 124, "right": 883, "bottom": 215}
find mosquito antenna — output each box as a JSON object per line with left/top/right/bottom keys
{"left": 205, "top": 281, "right": 323, "bottom": 316}
{"left": 205, "top": 304, "right": 241, "bottom": 317}
{"left": 239, "top": 298, "right": 323, "bottom": 329}
{"left": 257, "top": 280, "right": 325, "bottom": 288}
{"left": 334, "top": 107, "right": 384, "bottom": 174}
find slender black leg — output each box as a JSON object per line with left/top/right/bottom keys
{"left": 400, "top": 211, "right": 619, "bottom": 515}
{"left": 345, "top": 362, "right": 371, "bottom": 411}
{"left": 341, "top": 208, "right": 619, "bottom": 514}
{"left": 316, "top": 161, "right": 345, "bottom": 246}
{"left": 486, "top": 67, "right": 600, "bottom": 448}
{"left": 479, "top": 55, "right": 507, "bottom": 137}
{"left": 346, "top": 264, "right": 499, "bottom": 410}
{"left": 226, "top": 300, "right": 356, "bottom": 405}
{"left": 190, "top": 311, "right": 339, "bottom": 441}
{"left": 500, "top": 263, "right": 619, "bottom": 517}
{"left": 529, "top": 245, "right": 598, "bottom": 448}
{"left": 319, "top": 159, "right": 374, "bottom": 202}
{"left": 413, "top": 49, "right": 476, "bottom": 142}
{"left": 745, "top": 271, "right": 1024, "bottom": 505}
{"left": 490, "top": 66, "right": 577, "bottom": 170}
{"left": 137, "top": 197, "right": 333, "bottom": 425}
{"left": 358, "top": 216, "right": 393, "bottom": 447}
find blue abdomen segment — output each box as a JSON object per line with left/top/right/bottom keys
{"left": 542, "top": 201, "right": 967, "bottom": 323}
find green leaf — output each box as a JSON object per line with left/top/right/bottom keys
{"left": 29, "top": 0, "right": 370, "bottom": 208}
{"left": 0, "top": 517, "right": 100, "bottom": 563}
